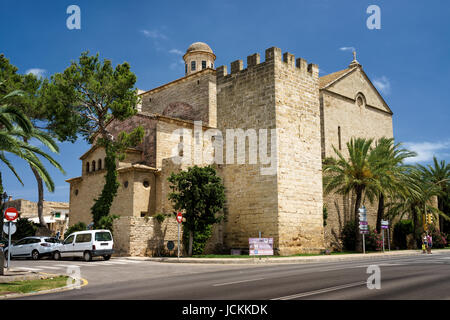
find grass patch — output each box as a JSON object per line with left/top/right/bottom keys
{"left": 0, "top": 276, "right": 68, "bottom": 294}
{"left": 191, "top": 251, "right": 359, "bottom": 258}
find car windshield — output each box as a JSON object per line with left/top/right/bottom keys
{"left": 95, "top": 232, "right": 112, "bottom": 241}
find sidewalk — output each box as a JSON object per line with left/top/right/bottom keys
{"left": 0, "top": 269, "right": 57, "bottom": 283}
{"left": 125, "top": 249, "right": 448, "bottom": 265}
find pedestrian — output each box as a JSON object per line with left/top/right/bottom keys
{"left": 421, "top": 233, "right": 427, "bottom": 254}
{"left": 426, "top": 233, "right": 432, "bottom": 254}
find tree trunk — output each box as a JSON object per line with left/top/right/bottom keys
{"left": 30, "top": 165, "right": 47, "bottom": 228}
{"left": 376, "top": 193, "right": 385, "bottom": 233}
{"left": 438, "top": 198, "right": 444, "bottom": 232}
{"left": 188, "top": 231, "right": 193, "bottom": 256}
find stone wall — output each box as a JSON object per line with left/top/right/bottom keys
{"left": 140, "top": 69, "right": 217, "bottom": 127}
{"left": 216, "top": 49, "right": 279, "bottom": 252}
{"left": 113, "top": 216, "right": 182, "bottom": 256}
{"left": 274, "top": 50, "right": 325, "bottom": 254}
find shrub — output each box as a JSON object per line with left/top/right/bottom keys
{"left": 393, "top": 220, "right": 413, "bottom": 250}
{"left": 97, "top": 215, "right": 119, "bottom": 235}
{"left": 365, "top": 228, "right": 383, "bottom": 251}
{"left": 154, "top": 213, "right": 166, "bottom": 224}
{"left": 64, "top": 222, "right": 87, "bottom": 239}
{"left": 341, "top": 220, "right": 358, "bottom": 251}
{"left": 12, "top": 218, "right": 38, "bottom": 241}
{"left": 428, "top": 226, "right": 448, "bottom": 249}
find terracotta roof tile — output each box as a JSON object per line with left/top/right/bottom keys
{"left": 319, "top": 68, "right": 353, "bottom": 89}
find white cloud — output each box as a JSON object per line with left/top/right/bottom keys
{"left": 339, "top": 47, "right": 356, "bottom": 52}
{"left": 404, "top": 140, "right": 450, "bottom": 164}
{"left": 25, "top": 68, "right": 46, "bottom": 78}
{"left": 373, "top": 76, "right": 391, "bottom": 95}
{"left": 169, "top": 49, "right": 184, "bottom": 55}
{"left": 140, "top": 29, "right": 167, "bottom": 40}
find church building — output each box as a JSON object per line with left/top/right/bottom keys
{"left": 66, "top": 42, "right": 393, "bottom": 256}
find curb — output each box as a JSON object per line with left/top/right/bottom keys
{"left": 124, "top": 250, "right": 447, "bottom": 265}
{"left": 0, "top": 274, "right": 88, "bottom": 299}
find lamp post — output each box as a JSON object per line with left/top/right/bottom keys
{"left": 1, "top": 192, "right": 7, "bottom": 241}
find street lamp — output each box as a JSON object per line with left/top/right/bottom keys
{"left": 1, "top": 192, "right": 7, "bottom": 241}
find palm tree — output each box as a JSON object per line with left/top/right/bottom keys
{"left": 323, "top": 138, "right": 379, "bottom": 221}
{"left": 386, "top": 167, "right": 449, "bottom": 240}
{"left": 417, "top": 157, "right": 450, "bottom": 232}
{"left": 0, "top": 88, "right": 63, "bottom": 221}
{"left": 369, "top": 138, "right": 417, "bottom": 231}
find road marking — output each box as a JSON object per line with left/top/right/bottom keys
{"left": 113, "top": 259, "right": 141, "bottom": 263}
{"left": 272, "top": 281, "right": 367, "bottom": 300}
{"left": 101, "top": 261, "right": 128, "bottom": 265}
{"left": 15, "top": 267, "right": 43, "bottom": 271}
{"left": 213, "top": 278, "right": 265, "bottom": 287}
{"left": 36, "top": 266, "right": 62, "bottom": 270}
{"left": 55, "top": 264, "right": 81, "bottom": 268}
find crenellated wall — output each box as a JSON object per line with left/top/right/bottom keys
{"left": 216, "top": 46, "right": 324, "bottom": 255}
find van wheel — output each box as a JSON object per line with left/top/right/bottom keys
{"left": 83, "top": 251, "right": 92, "bottom": 262}
{"left": 31, "top": 250, "right": 40, "bottom": 260}
{"left": 53, "top": 251, "right": 61, "bottom": 260}
{"left": 103, "top": 255, "right": 111, "bottom": 261}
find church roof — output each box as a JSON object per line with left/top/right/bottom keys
{"left": 319, "top": 67, "right": 354, "bottom": 89}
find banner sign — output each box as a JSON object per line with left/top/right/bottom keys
{"left": 249, "top": 238, "right": 273, "bottom": 256}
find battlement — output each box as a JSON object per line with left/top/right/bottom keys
{"left": 216, "top": 46, "right": 318, "bottom": 79}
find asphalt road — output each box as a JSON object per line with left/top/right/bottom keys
{"left": 10, "top": 251, "right": 450, "bottom": 300}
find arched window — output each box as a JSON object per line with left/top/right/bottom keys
{"left": 98, "top": 159, "right": 102, "bottom": 170}
{"left": 355, "top": 92, "right": 366, "bottom": 108}
{"left": 86, "top": 162, "right": 90, "bottom": 173}
{"left": 92, "top": 160, "right": 96, "bottom": 172}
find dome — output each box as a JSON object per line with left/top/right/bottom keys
{"left": 186, "top": 42, "right": 214, "bottom": 54}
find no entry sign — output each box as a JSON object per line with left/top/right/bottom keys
{"left": 4, "top": 207, "right": 19, "bottom": 221}
{"left": 176, "top": 212, "right": 183, "bottom": 224}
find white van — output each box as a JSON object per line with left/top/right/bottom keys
{"left": 53, "top": 230, "right": 114, "bottom": 261}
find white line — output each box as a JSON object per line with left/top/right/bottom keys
{"left": 16, "top": 267, "right": 42, "bottom": 271}
{"left": 54, "top": 264, "right": 81, "bottom": 268}
{"left": 36, "top": 266, "right": 62, "bottom": 270}
{"left": 113, "top": 259, "right": 141, "bottom": 263}
{"left": 101, "top": 261, "right": 128, "bottom": 265}
{"left": 213, "top": 278, "right": 265, "bottom": 287}
{"left": 272, "top": 281, "right": 367, "bottom": 300}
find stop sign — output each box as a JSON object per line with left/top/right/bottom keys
{"left": 176, "top": 212, "right": 183, "bottom": 224}
{"left": 4, "top": 207, "right": 19, "bottom": 221}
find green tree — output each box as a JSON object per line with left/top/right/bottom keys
{"left": 168, "top": 166, "right": 225, "bottom": 256}
{"left": 369, "top": 138, "right": 416, "bottom": 231}
{"left": 0, "top": 55, "right": 68, "bottom": 230}
{"left": 417, "top": 157, "right": 450, "bottom": 232}
{"left": 323, "top": 138, "right": 379, "bottom": 221}
{"left": 42, "top": 52, "right": 144, "bottom": 227}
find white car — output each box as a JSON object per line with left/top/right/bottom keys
{"left": 4, "top": 236, "right": 61, "bottom": 260}
{"left": 53, "top": 229, "right": 114, "bottom": 262}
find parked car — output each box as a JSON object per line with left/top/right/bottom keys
{"left": 53, "top": 229, "right": 114, "bottom": 262}
{"left": 3, "top": 236, "right": 60, "bottom": 260}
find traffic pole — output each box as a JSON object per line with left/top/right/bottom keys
{"left": 362, "top": 233, "right": 366, "bottom": 254}
{"left": 177, "top": 222, "right": 180, "bottom": 259}
{"left": 7, "top": 221, "right": 11, "bottom": 270}
{"left": 388, "top": 227, "right": 391, "bottom": 251}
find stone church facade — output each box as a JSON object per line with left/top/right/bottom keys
{"left": 67, "top": 42, "right": 393, "bottom": 256}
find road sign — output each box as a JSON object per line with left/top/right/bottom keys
{"left": 249, "top": 238, "right": 274, "bottom": 256}
{"left": 176, "top": 212, "right": 183, "bottom": 224}
{"left": 381, "top": 220, "right": 389, "bottom": 229}
{"left": 4, "top": 207, "right": 19, "bottom": 221}
{"left": 3, "top": 223, "right": 16, "bottom": 235}
{"left": 359, "top": 221, "right": 368, "bottom": 225}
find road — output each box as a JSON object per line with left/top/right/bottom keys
{"left": 9, "top": 251, "right": 450, "bottom": 300}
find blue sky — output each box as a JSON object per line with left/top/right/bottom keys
{"left": 0, "top": 0, "right": 449, "bottom": 202}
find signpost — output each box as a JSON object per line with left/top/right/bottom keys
{"left": 249, "top": 238, "right": 274, "bottom": 256}
{"left": 4, "top": 207, "right": 19, "bottom": 269}
{"left": 176, "top": 212, "right": 183, "bottom": 259}
{"left": 358, "top": 206, "right": 368, "bottom": 254}
{"left": 381, "top": 219, "right": 390, "bottom": 252}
